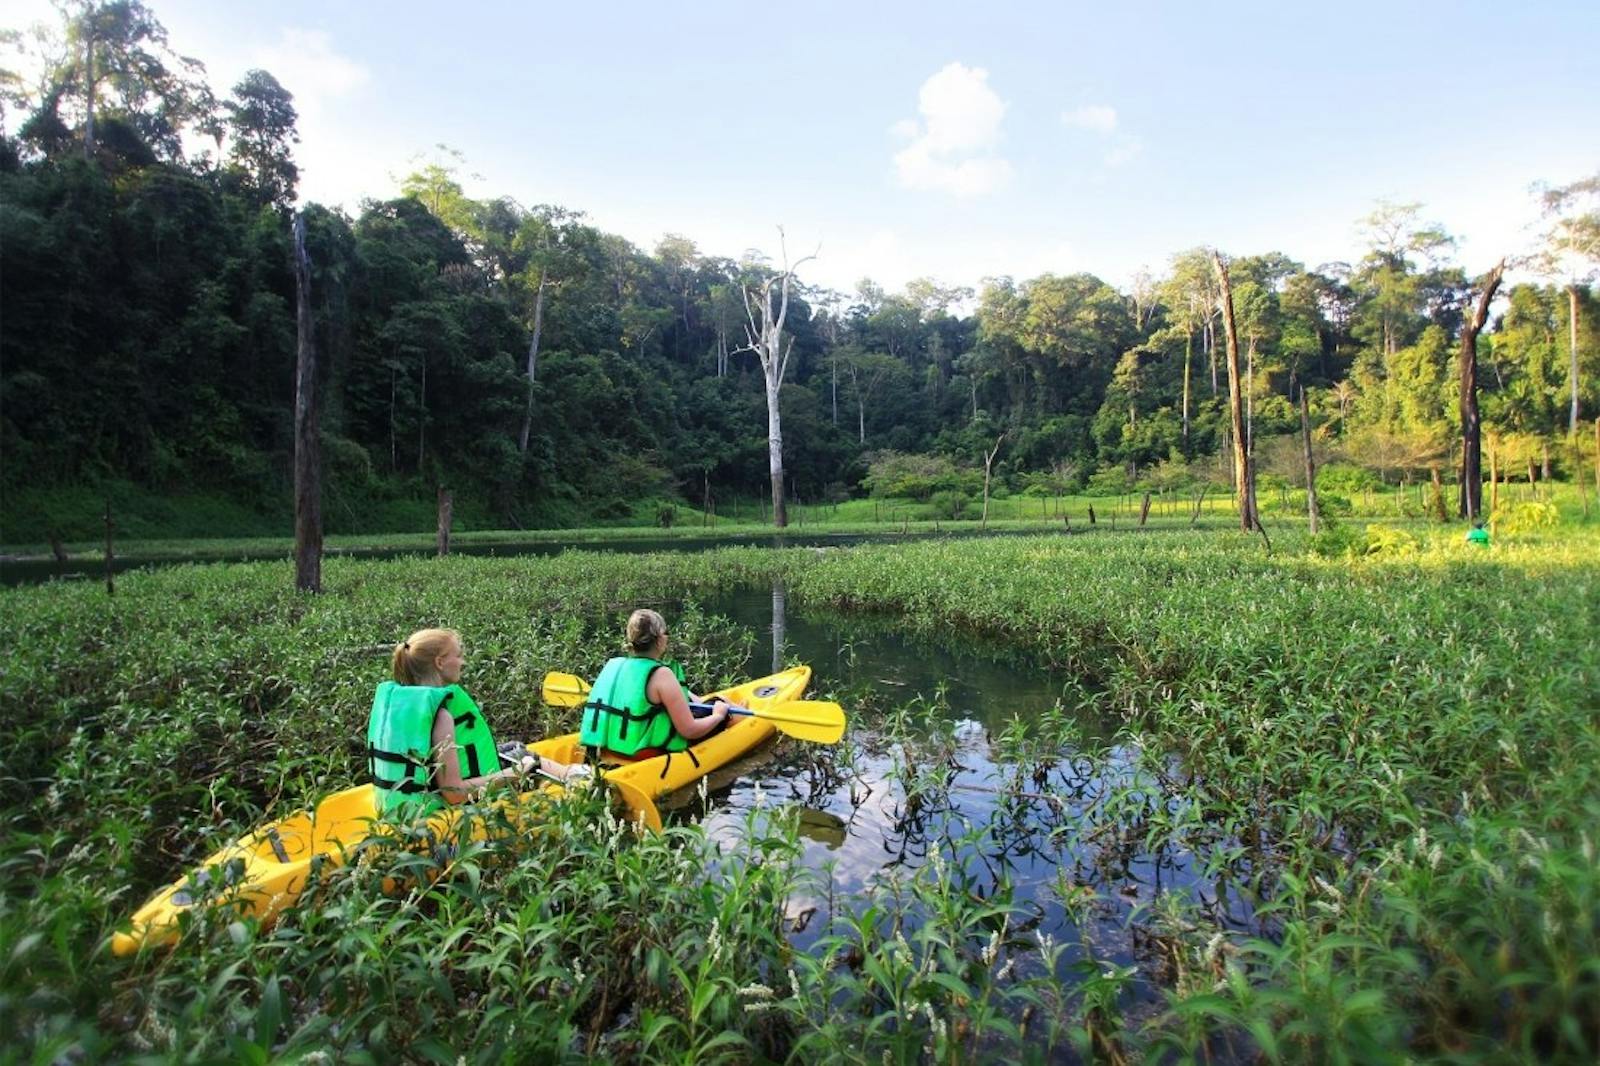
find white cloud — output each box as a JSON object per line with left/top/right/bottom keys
{"left": 891, "top": 62, "right": 1012, "bottom": 196}
{"left": 1062, "top": 105, "right": 1118, "bottom": 133}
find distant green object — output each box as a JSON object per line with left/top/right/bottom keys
{"left": 1466, "top": 524, "right": 1490, "bottom": 548}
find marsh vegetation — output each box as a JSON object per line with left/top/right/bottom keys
{"left": 3, "top": 525, "right": 1596, "bottom": 1062}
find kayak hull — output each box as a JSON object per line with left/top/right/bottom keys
{"left": 112, "top": 665, "right": 810, "bottom": 957}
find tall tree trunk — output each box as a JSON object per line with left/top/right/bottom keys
{"left": 1570, "top": 286, "right": 1582, "bottom": 435}
{"left": 1458, "top": 259, "right": 1506, "bottom": 520}
{"left": 1300, "top": 386, "right": 1320, "bottom": 535}
{"left": 292, "top": 213, "right": 323, "bottom": 593}
{"left": 740, "top": 235, "right": 814, "bottom": 530}
{"left": 436, "top": 487, "right": 452, "bottom": 556}
{"left": 766, "top": 371, "right": 787, "bottom": 527}
{"left": 1182, "top": 330, "right": 1192, "bottom": 445}
{"left": 518, "top": 269, "right": 547, "bottom": 454}
{"left": 981, "top": 433, "right": 1004, "bottom": 530}
{"left": 1212, "top": 252, "right": 1258, "bottom": 531}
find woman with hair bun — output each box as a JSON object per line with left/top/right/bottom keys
{"left": 367, "top": 627, "right": 586, "bottom": 814}
{"left": 578, "top": 609, "right": 730, "bottom": 759}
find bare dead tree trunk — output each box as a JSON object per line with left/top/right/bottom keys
{"left": 293, "top": 213, "right": 323, "bottom": 594}
{"left": 738, "top": 231, "right": 816, "bottom": 529}
{"left": 1458, "top": 259, "right": 1506, "bottom": 521}
{"left": 518, "top": 268, "right": 547, "bottom": 454}
{"left": 982, "top": 433, "right": 1005, "bottom": 529}
{"left": 1182, "top": 330, "right": 1192, "bottom": 445}
{"left": 1300, "top": 386, "right": 1321, "bottom": 535}
{"left": 436, "top": 487, "right": 453, "bottom": 557}
{"left": 1571, "top": 286, "right": 1582, "bottom": 435}
{"left": 1212, "top": 252, "right": 1258, "bottom": 531}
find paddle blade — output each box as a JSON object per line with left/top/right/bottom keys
{"left": 751, "top": 700, "right": 846, "bottom": 745}
{"left": 542, "top": 671, "right": 591, "bottom": 708}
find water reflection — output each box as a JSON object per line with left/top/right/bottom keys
{"left": 687, "top": 579, "right": 1257, "bottom": 1014}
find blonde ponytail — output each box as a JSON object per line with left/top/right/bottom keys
{"left": 392, "top": 628, "right": 461, "bottom": 686}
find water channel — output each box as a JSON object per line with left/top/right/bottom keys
{"left": 672, "top": 581, "right": 1257, "bottom": 1015}
{"left": 0, "top": 523, "right": 1163, "bottom": 587}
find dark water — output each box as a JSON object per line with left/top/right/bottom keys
{"left": 0, "top": 526, "right": 1086, "bottom": 587}
{"left": 675, "top": 583, "right": 1250, "bottom": 1015}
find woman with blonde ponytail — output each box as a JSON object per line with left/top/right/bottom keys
{"left": 367, "top": 627, "right": 587, "bottom": 814}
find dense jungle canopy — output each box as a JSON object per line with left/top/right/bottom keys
{"left": 2, "top": 2, "right": 1597, "bottom": 542}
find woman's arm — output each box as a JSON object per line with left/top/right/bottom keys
{"left": 430, "top": 707, "right": 523, "bottom": 804}
{"left": 648, "top": 666, "right": 728, "bottom": 740}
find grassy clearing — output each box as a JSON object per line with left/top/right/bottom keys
{"left": 2, "top": 524, "right": 1596, "bottom": 1061}
{"left": 8, "top": 480, "right": 1593, "bottom": 564}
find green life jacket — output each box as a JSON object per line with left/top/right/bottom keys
{"left": 578, "top": 656, "right": 689, "bottom": 757}
{"left": 366, "top": 682, "right": 500, "bottom": 815}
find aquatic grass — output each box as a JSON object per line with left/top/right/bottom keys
{"left": 2, "top": 525, "right": 1596, "bottom": 1060}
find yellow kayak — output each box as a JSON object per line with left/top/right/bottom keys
{"left": 110, "top": 778, "right": 563, "bottom": 957}
{"left": 529, "top": 665, "right": 810, "bottom": 799}
{"left": 112, "top": 665, "right": 810, "bottom": 957}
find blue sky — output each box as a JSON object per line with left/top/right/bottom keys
{"left": 11, "top": 0, "right": 1598, "bottom": 293}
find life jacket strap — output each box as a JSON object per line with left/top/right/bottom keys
{"left": 372, "top": 774, "right": 430, "bottom": 795}
{"left": 368, "top": 744, "right": 428, "bottom": 773}
{"left": 583, "top": 698, "right": 662, "bottom": 742}
{"left": 659, "top": 746, "right": 700, "bottom": 780}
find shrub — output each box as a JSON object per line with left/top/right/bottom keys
{"left": 1085, "top": 464, "right": 1131, "bottom": 496}
{"left": 862, "top": 452, "right": 977, "bottom": 501}
{"left": 1318, "top": 462, "right": 1381, "bottom": 493}
{"left": 1307, "top": 520, "right": 1364, "bottom": 557}
{"left": 1317, "top": 492, "right": 1353, "bottom": 516}
{"left": 1363, "top": 524, "right": 1419, "bottom": 556}
{"left": 1495, "top": 500, "right": 1558, "bottom": 535}
{"left": 926, "top": 490, "right": 972, "bottom": 520}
